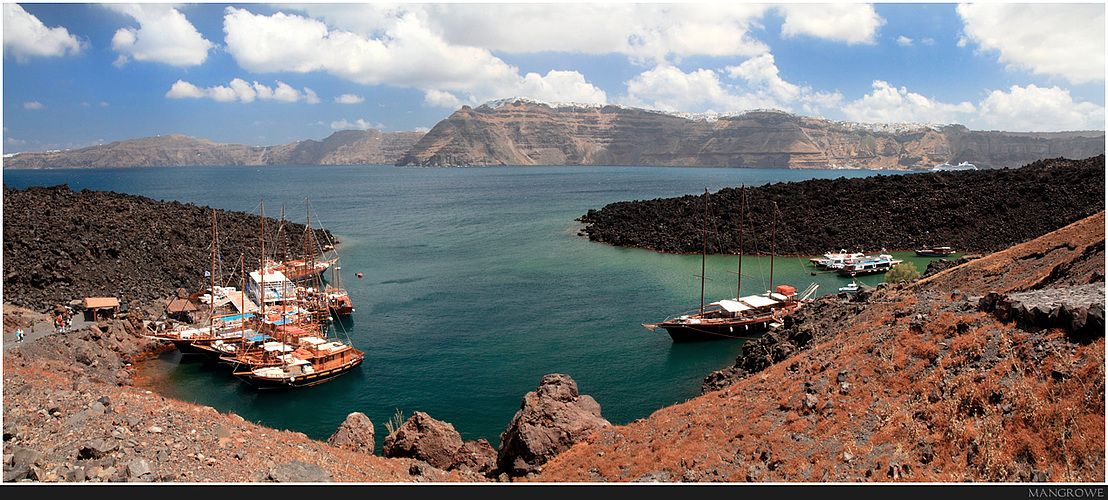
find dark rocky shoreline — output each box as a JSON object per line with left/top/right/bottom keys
{"left": 578, "top": 155, "right": 1105, "bottom": 255}
{"left": 3, "top": 184, "right": 333, "bottom": 310}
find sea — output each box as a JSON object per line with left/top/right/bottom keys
{"left": 3, "top": 164, "right": 942, "bottom": 448}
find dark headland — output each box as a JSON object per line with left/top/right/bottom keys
{"left": 578, "top": 155, "right": 1106, "bottom": 255}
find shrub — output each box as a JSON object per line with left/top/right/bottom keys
{"left": 886, "top": 261, "right": 921, "bottom": 283}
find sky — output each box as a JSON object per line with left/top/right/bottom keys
{"left": 2, "top": 2, "right": 1105, "bottom": 153}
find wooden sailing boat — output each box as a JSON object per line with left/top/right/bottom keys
{"left": 643, "top": 188, "right": 818, "bottom": 342}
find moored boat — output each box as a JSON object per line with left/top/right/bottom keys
{"left": 643, "top": 187, "right": 818, "bottom": 342}
{"left": 836, "top": 254, "right": 903, "bottom": 276}
{"left": 915, "top": 246, "right": 956, "bottom": 257}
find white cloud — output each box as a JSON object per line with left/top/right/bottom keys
{"left": 424, "top": 89, "right": 463, "bottom": 108}
{"left": 920, "top": 38, "right": 935, "bottom": 46}
{"left": 976, "top": 84, "right": 1104, "bottom": 132}
{"left": 23, "top": 101, "right": 44, "bottom": 110}
{"left": 222, "top": 7, "right": 608, "bottom": 107}
{"left": 335, "top": 93, "right": 365, "bottom": 104}
{"left": 841, "top": 80, "right": 975, "bottom": 124}
{"left": 896, "top": 35, "right": 913, "bottom": 47}
{"left": 957, "top": 3, "right": 1104, "bottom": 84}
{"left": 296, "top": 4, "right": 771, "bottom": 63}
{"left": 778, "top": 4, "right": 884, "bottom": 45}
{"left": 412, "top": 127, "right": 431, "bottom": 133}
{"left": 624, "top": 55, "right": 842, "bottom": 116}
{"left": 109, "top": 4, "right": 213, "bottom": 67}
{"left": 3, "top": 4, "right": 82, "bottom": 62}
{"left": 330, "top": 118, "right": 384, "bottom": 131}
{"left": 165, "top": 79, "right": 320, "bottom": 104}
{"left": 304, "top": 88, "right": 320, "bottom": 105}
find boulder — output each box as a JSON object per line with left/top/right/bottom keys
{"left": 125, "top": 458, "right": 153, "bottom": 480}
{"left": 79, "top": 438, "right": 118, "bottom": 459}
{"left": 266, "top": 460, "right": 332, "bottom": 483}
{"left": 382, "top": 412, "right": 463, "bottom": 470}
{"left": 497, "top": 374, "right": 610, "bottom": 476}
{"left": 327, "top": 412, "right": 375, "bottom": 454}
{"left": 451, "top": 439, "right": 497, "bottom": 476}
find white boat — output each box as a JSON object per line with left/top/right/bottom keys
{"left": 838, "top": 280, "right": 862, "bottom": 293}
{"left": 932, "top": 161, "right": 978, "bottom": 171}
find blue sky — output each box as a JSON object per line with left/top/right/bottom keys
{"left": 3, "top": 2, "right": 1105, "bottom": 153}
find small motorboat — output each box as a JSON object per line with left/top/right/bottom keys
{"left": 838, "top": 280, "right": 862, "bottom": 293}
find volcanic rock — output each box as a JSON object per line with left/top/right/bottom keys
{"left": 266, "top": 460, "right": 332, "bottom": 482}
{"left": 326, "top": 412, "right": 375, "bottom": 454}
{"left": 497, "top": 374, "right": 610, "bottom": 476}
{"left": 451, "top": 439, "right": 497, "bottom": 476}
{"left": 3, "top": 184, "right": 334, "bottom": 309}
{"left": 382, "top": 412, "right": 464, "bottom": 470}
{"left": 579, "top": 155, "right": 1104, "bottom": 256}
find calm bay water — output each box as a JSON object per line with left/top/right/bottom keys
{"left": 4, "top": 164, "right": 937, "bottom": 446}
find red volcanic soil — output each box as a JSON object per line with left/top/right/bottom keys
{"left": 536, "top": 212, "right": 1105, "bottom": 482}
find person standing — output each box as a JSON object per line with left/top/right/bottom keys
{"left": 16, "top": 327, "right": 24, "bottom": 342}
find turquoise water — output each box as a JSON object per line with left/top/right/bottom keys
{"left": 3, "top": 165, "right": 942, "bottom": 447}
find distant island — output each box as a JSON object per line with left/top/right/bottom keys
{"left": 3, "top": 129, "right": 424, "bottom": 169}
{"left": 5, "top": 98, "right": 1104, "bottom": 170}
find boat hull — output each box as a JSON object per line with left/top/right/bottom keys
{"left": 233, "top": 357, "right": 363, "bottom": 390}
{"left": 660, "top": 320, "right": 773, "bottom": 342}
{"left": 915, "top": 251, "right": 955, "bottom": 257}
{"left": 170, "top": 339, "right": 212, "bottom": 356}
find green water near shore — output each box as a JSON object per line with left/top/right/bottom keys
{"left": 5, "top": 165, "right": 947, "bottom": 447}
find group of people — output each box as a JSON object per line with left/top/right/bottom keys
{"left": 54, "top": 310, "right": 74, "bottom": 333}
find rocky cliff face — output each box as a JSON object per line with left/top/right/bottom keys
{"left": 3, "top": 130, "right": 424, "bottom": 169}
{"left": 397, "top": 99, "right": 1105, "bottom": 169}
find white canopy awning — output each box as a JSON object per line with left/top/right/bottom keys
{"left": 714, "top": 300, "right": 752, "bottom": 313}
{"left": 740, "top": 294, "right": 780, "bottom": 308}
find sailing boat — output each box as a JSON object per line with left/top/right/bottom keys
{"left": 228, "top": 200, "right": 364, "bottom": 388}
{"left": 643, "top": 188, "right": 818, "bottom": 342}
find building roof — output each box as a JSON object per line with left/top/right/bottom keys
{"left": 166, "top": 298, "right": 199, "bottom": 313}
{"left": 83, "top": 297, "right": 120, "bottom": 309}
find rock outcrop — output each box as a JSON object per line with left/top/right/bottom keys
{"left": 497, "top": 374, "right": 610, "bottom": 477}
{"left": 578, "top": 155, "right": 1105, "bottom": 255}
{"left": 4, "top": 129, "right": 424, "bottom": 169}
{"left": 382, "top": 412, "right": 465, "bottom": 470}
{"left": 979, "top": 283, "right": 1105, "bottom": 341}
{"left": 398, "top": 99, "right": 1104, "bottom": 169}
{"left": 326, "top": 412, "right": 376, "bottom": 454}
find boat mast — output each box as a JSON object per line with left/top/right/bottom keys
{"left": 240, "top": 254, "right": 245, "bottom": 344}
{"left": 769, "top": 201, "right": 777, "bottom": 292}
{"left": 700, "top": 188, "right": 709, "bottom": 315}
{"left": 210, "top": 209, "right": 217, "bottom": 338}
{"left": 737, "top": 186, "right": 745, "bottom": 299}
{"left": 259, "top": 201, "right": 266, "bottom": 318}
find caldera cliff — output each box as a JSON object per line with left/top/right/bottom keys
{"left": 397, "top": 99, "right": 1105, "bottom": 169}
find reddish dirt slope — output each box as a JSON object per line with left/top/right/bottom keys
{"left": 536, "top": 212, "right": 1105, "bottom": 482}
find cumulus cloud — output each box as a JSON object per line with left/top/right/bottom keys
{"left": 623, "top": 54, "right": 842, "bottom": 116}
{"left": 957, "top": 4, "right": 1104, "bottom": 84}
{"left": 23, "top": 101, "right": 44, "bottom": 110}
{"left": 976, "top": 84, "right": 1104, "bottom": 132}
{"left": 841, "top": 80, "right": 975, "bottom": 124}
{"left": 3, "top": 4, "right": 83, "bottom": 62}
{"left": 330, "top": 118, "right": 384, "bottom": 131}
{"left": 222, "top": 7, "right": 608, "bottom": 108}
{"left": 109, "top": 4, "right": 213, "bottom": 67}
{"left": 295, "top": 4, "right": 771, "bottom": 63}
{"left": 778, "top": 4, "right": 885, "bottom": 45}
{"left": 335, "top": 93, "right": 365, "bottom": 104}
{"left": 165, "top": 79, "right": 320, "bottom": 104}
{"left": 896, "top": 35, "right": 913, "bottom": 47}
